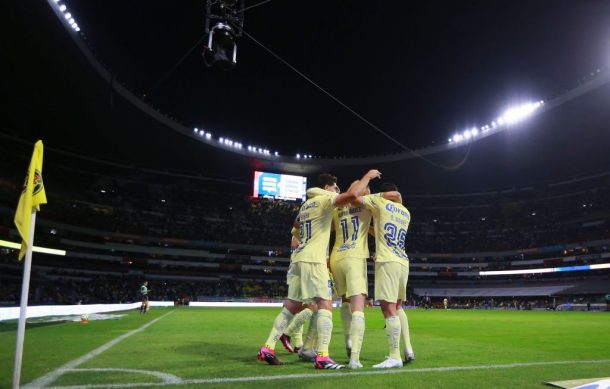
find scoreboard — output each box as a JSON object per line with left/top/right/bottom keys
{"left": 252, "top": 171, "right": 307, "bottom": 201}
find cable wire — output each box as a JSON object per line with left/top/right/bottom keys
{"left": 241, "top": 27, "right": 472, "bottom": 170}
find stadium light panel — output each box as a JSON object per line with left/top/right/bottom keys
{"left": 64, "top": 13, "right": 71, "bottom": 19}
{"left": 463, "top": 131, "right": 471, "bottom": 139}
{"left": 296, "top": 154, "right": 301, "bottom": 158}
{"left": 274, "top": 151, "right": 278, "bottom": 156}
{"left": 59, "top": 4, "right": 66, "bottom": 11}
{"left": 205, "top": 133, "right": 211, "bottom": 139}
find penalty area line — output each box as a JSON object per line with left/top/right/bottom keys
{"left": 46, "top": 358, "right": 610, "bottom": 388}
{"left": 24, "top": 312, "right": 173, "bottom": 389}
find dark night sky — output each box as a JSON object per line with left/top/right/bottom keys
{"left": 1, "top": 0, "right": 610, "bottom": 191}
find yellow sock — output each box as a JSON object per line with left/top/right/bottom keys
{"left": 285, "top": 308, "right": 312, "bottom": 348}
{"left": 316, "top": 309, "right": 333, "bottom": 356}
{"left": 302, "top": 311, "right": 318, "bottom": 352}
{"left": 384, "top": 315, "right": 401, "bottom": 360}
{"left": 340, "top": 302, "right": 352, "bottom": 347}
{"left": 264, "top": 307, "right": 293, "bottom": 350}
{"left": 349, "top": 311, "right": 365, "bottom": 361}
{"left": 397, "top": 309, "right": 413, "bottom": 354}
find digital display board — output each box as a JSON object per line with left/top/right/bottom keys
{"left": 253, "top": 171, "right": 307, "bottom": 201}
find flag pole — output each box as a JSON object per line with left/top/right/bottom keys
{"left": 12, "top": 210, "right": 37, "bottom": 389}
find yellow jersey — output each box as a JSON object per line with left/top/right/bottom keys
{"left": 330, "top": 205, "right": 372, "bottom": 261}
{"left": 363, "top": 193, "right": 410, "bottom": 265}
{"left": 291, "top": 191, "right": 339, "bottom": 264}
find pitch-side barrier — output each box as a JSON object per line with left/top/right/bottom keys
{"left": 0, "top": 301, "right": 347, "bottom": 321}
{"left": 0, "top": 301, "right": 174, "bottom": 321}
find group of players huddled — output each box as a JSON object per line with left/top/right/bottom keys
{"left": 258, "top": 170, "right": 415, "bottom": 370}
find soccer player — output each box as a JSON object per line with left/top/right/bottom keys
{"left": 307, "top": 181, "right": 400, "bottom": 369}
{"left": 443, "top": 297, "right": 448, "bottom": 309}
{"left": 140, "top": 281, "right": 150, "bottom": 314}
{"left": 354, "top": 183, "right": 414, "bottom": 368}
{"left": 257, "top": 170, "right": 381, "bottom": 369}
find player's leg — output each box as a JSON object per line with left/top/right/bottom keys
{"left": 397, "top": 301, "right": 415, "bottom": 363}
{"left": 299, "top": 305, "right": 318, "bottom": 362}
{"left": 346, "top": 258, "right": 368, "bottom": 369}
{"left": 307, "top": 263, "right": 343, "bottom": 369}
{"left": 331, "top": 259, "right": 352, "bottom": 357}
{"left": 281, "top": 304, "right": 313, "bottom": 352}
{"left": 372, "top": 262, "right": 403, "bottom": 369}
{"left": 396, "top": 265, "right": 414, "bottom": 362}
{"left": 258, "top": 263, "right": 301, "bottom": 365}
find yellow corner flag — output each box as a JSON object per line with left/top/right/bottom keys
{"left": 14, "top": 140, "right": 47, "bottom": 260}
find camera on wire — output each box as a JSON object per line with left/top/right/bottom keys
{"left": 203, "top": 0, "right": 245, "bottom": 70}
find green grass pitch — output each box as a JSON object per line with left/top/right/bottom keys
{"left": 1, "top": 307, "right": 609, "bottom": 388}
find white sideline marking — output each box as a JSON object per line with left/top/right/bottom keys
{"left": 66, "top": 369, "right": 181, "bottom": 384}
{"left": 45, "top": 359, "right": 610, "bottom": 388}
{"left": 24, "top": 312, "right": 172, "bottom": 389}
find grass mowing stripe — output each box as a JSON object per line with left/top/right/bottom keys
{"left": 46, "top": 359, "right": 610, "bottom": 388}
{"left": 23, "top": 312, "right": 172, "bottom": 389}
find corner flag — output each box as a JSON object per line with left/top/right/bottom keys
{"left": 14, "top": 140, "right": 47, "bottom": 260}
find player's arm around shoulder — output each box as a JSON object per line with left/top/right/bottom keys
{"left": 381, "top": 191, "right": 403, "bottom": 204}
{"left": 334, "top": 169, "right": 382, "bottom": 207}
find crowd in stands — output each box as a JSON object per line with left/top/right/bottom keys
{"left": 1, "top": 171, "right": 609, "bottom": 254}
{"left": 1, "top": 145, "right": 609, "bottom": 307}
{"left": 0, "top": 276, "right": 289, "bottom": 306}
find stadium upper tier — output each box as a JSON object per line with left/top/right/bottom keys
{"left": 1, "top": 153, "right": 608, "bottom": 254}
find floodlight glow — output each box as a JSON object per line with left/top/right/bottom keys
{"left": 463, "top": 131, "right": 471, "bottom": 139}
{"left": 471, "top": 128, "right": 478, "bottom": 136}
{"left": 64, "top": 13, "right": 71, "bottom": 19}
{"left": 205, "top": 133, "right": 211, "bottom": 139}
{"left": 74, "top": 27, "right": 80, "bottom": 32}
{"left": 69, "top": 18, "right": 75, "bottom": 24}
{"left": 219, "top": 137, "right": 224, "bottom": 143}
{"left": 296, "top": 154, "right": 301, "bottom": 158}
{"left": 274, "top": 151, "right": 278, "bottom": 156}
{"left": 502, "top": 102, "right": 539, "bottom": 124}
{"left": 59, "top": 4, "right": 66, "bottom": 11}
{"left": 497, "top": 117, "right": 505, "bottom": 125}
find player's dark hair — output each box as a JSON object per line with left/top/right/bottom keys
{"left": 318, "top": 173, "right": 337, "bottom": 187}
{"left": 380, "top": 182, "right": 398, "bottom": 192}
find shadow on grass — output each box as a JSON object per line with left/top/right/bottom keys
{"left": 174, "top": 340, "right": 311, "bottom": 367}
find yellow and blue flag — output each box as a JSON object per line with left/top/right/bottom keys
{"left": 14, "top": 140, "right": 47, "bottom": 260}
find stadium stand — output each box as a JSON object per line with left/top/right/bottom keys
{"left": 0, "top": 140, "right": 609, "bottom": 308}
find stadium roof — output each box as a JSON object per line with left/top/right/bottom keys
{"left": 2, "top": 0, "right": 610, "bottom": 191}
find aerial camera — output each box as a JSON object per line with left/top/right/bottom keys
{"left": 203, "top": 0, "right": 245, "bottom": 70}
